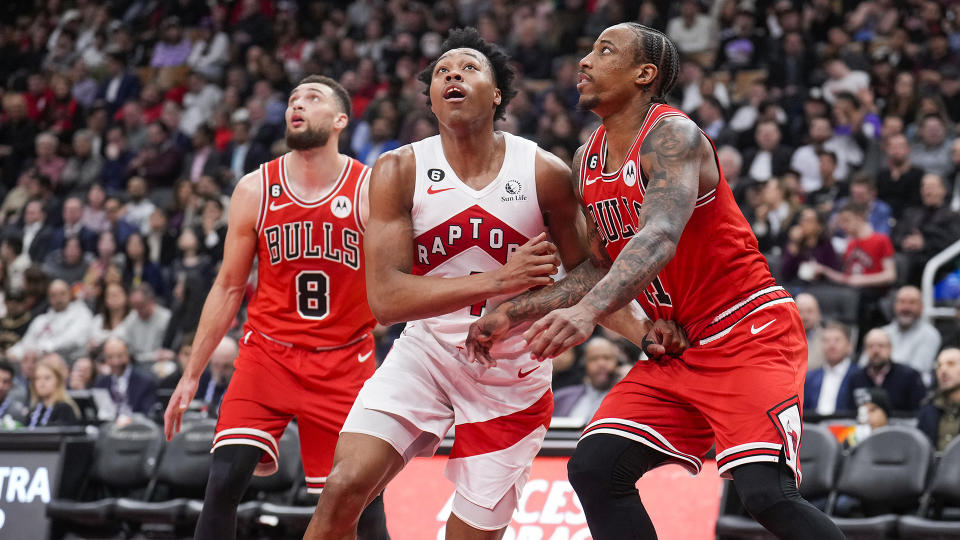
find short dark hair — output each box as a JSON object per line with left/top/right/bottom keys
{"left": 0, "top": 358, "right": 14, "bottom": 379}
{"left": 623, "top": 23, "right": 680, "bottom": 104}
{"left": 839, "top": 201, "right": 868, "bottom": 217}
{"left": 417, "top": 27, "right": 517, "bottom": 122}
{"left": 823, "top": 321, "right": 851, "bottom": 340}
{"left": 850, "top": 173, "right": 876, "bottom": 190}
{"left": 297, "top": 75, "right": 352, "bottom": 119}
{"left": 816, "top": 150, "right": 838, "bottom": 164}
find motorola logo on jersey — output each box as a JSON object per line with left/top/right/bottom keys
{"left": 427, "top": 168, "right": 445, "bottom": 182}
{"left": 263, "top": 221, "right": 361, "bottom": 269}
{"left": 623, "top": 160, "right": 638, "bottom": 187}
{"left": 331, "top": 195, "right": 352, "bottom": 219}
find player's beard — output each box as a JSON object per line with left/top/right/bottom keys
{"left": 286, "top": 123, "right": 331, "bottom": 150}
{"left": 577, "top": 93, "right": 601, "bottom": 111}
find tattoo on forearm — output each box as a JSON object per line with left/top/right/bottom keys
{"left": 502, "top": 260, "right": 606, "bottom": 323}
{"left": 581, "top": 118, "right": 701, "bottom": 317}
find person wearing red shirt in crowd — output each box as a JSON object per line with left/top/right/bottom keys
{"left": 817, "top": 201, "right": 897, "bottom": 333}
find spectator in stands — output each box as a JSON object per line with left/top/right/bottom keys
{"left": 554, "top": 337, "right": 621, "bottom": 425}
{"left": 80, "top": 184, "right": 109, "bottom": 234}
{"left": 743, "top": 120, "right": 794, "bottom": 183}
{"left": 550, "top": 346, "right": 583, "bottom": 391}
{"left": 0, "top": 289, "right": 34, "bottom": 353}
{"left": 666, "top": 0, "right": 717, "bottom": 60}
{"left": 123, "top": 177, "right": 156, "bottom": 235}
{"left": 796, "top": 293, "right": 826, "bottom": 371}
{"left": 806, "top": 151, "right": 848, "bottom": 216}
{"left": 181, "top": 72, "right": 224, "bottom": 137}
{"left": 196, "top": 336, "right": 236, "bottom": 415}
{"left": 877, "top": 133, "right": 924, "bottom": 219}
{"left": 194, "top": 196, "right": 227, "bottom": 261}
{"left": 843, "top": 387, "right": 892, "bottom": 448}
{"left": 224, "top": 119, "right": 268, "bottom": 182}
{"left": 0, "top": 93, "right": 40, "bottom": 187}
{"left": 89, "top": 282, "right": 129, "bottom": 350}
{"left": 93, "top": 336, "right": 156, "bottom": 416}
{"left": 122, "top": 233, "right": 165, "bottom": 299}
{"left": 805, "top": 322, "right": 857, "bottom": 415}
{"left": 42, "top": 236, "right": 88, "bottom": 287}
{"left": 791, "top": 116, "right": 853, "bottom": 192}
{"left": 780, "top": 208, "right": 840, "bottom": 288}
{"left": 1, "top": 235, "right": 31, "bottom": 291}
{"left": 822, "top": 57, "right": 870, "bottom": 104}
{"left": 101, "top": 126, "right": 133, "bottom": 194}
{"left": 97, "top": 50, "right": 140, "bottom": 116}
{"left": 26, "top": 353, "right": 79, "bottom": 428}
{"left": 51, "top": 197, "right": 96, "bottom": 254}
{"left": 748, "top": 177, "right": 800, "bottom": 254}
{"left": 83, "top": 230, "right": 123, "bottom": 291}
{"left": 892, "top": 173, "right": 960, "bottom": 284}
{"left": 129, "top": 123, "right": 185, "bottom": 189}
{"left": 0, "top": 358, "right": 28, "bottom": 425}
{"left": 67, "top": 356, "right": 96, "bottom": 391}
{"left": 919, "top": 348, "right": 960, "bottom": 451}
{"left": 60, "top": 130, "right": 103, "bottom": 196}
{"left": 118, "top": 283, "right": 171, "bottom": 365}
{"left": 145, "top": 209, "right": 177, "bottom": 268}
{"left": 7, "top": 279, "right": 91, "bottom": 363}
{"left": 158, "top": 331, "right": 193, "bottom": 390}
{"left": 21, "top": 198, "right": 54, "bottom": 263}
{"left": 911, "top": 115, "right": 954, "bottom": 178}
{"left": 120, "top": 102, "right": 148, "bottom": 154}
{"left": 31, "top": 132, "right": 65, "bottom": 191}
{"left": 850, "top": 328, "right": 926, "bottom": 413}
{"left": 184, "top": 124, "right": 223, "bottom": 183}
{"left": 694, "top": 95, "right": 733, "bottom": 146}
{"left": 151, "top": 17, "right": 192, "bottom": 68}
{"left": 833, "top": 174, "right": 893, "bottom": 235}
{"left": 103, "top": 197, "right": 136, "bottom": 246}
{"left": 818, "top": 202, "right": 896, "bottom": 332}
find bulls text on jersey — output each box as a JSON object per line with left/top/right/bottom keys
{"left": 586, "top": 197, "right": 643, "bottom": 244}
{"left": 263, "top": 220, "right": 361, "bottom": 269}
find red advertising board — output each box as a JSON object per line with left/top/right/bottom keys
{"left": 385, "top": 456, "right": 722, "bottom": 540}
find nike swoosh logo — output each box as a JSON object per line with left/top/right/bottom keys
{"left": 270, "top": 201, "right": 294, "bottom": 211}
{"left": 750, "top": 319, "right": 776, "bottom": 335}
{"left": 358, "top": 351, "right": 373, "bottom": 363}
{"left": 427, "top": 186, "right": 455, "bottom": 195}
{"left": 518, "top": 366, "right": 540, "bottom": 378}
{"left": 584, "top": 176, "right": 597, "bottom": 185}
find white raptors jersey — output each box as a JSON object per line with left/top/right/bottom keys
{"left": 407, "top": 132, "right": 547, "bottom": 361}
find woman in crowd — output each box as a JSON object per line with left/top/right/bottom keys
{"left": 27, "top": 354, "right": 80, "bottom": 428}
{"left": 89, "top": 281, "right": 129, "bottom": 350}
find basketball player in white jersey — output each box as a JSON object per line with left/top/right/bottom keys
{"left": 305, "top": 29, "right": 684, "bottom": 540}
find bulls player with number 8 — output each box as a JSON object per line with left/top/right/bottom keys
{"left": 163, "top": 76, "right": 389, "bottom": 540}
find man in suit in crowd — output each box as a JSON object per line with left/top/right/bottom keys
{"left": 804, "top": 322, "right": 858, "bottom": 415}
{"left": 849, "top": 327, "right": 927, "bottom": 413}
{"left": 93, "top": 336, "right": 157, "bottom": 416}
{"left": 554, "top": 337, "right": 622, "bottom": 425}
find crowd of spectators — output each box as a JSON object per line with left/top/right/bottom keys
{"left": 0, "top": 0, "right": 958, "bottom": 452}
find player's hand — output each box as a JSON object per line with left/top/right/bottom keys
{"left": 493, "top": 233, "right": 560, "bottom": 295}
{"left": 466, "top": 311, "right": 510, "bottom": 367}
{"left": 524, "top": 304, "right": 598, "bottom": 361}
{"left": 640, "top": 319, "right": 689, "bottom": 358}
{"left": 163, "top": 377, "right": 198, "bottom": 441}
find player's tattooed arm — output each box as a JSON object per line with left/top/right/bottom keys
{"left": 579, "top": 116, "right": 701, "bottom": 318}
{"left": 521, "top": 116, "right": 703, "bottom": 360}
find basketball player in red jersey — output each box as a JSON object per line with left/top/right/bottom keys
{"left": 305, "top": 29, "right": 684, "bottom": 540}
{"left": 163, "top": 76, "right": 388, "bottom": 540}
{"left": 468, "top": 25, "right": 845, "bottom": 539}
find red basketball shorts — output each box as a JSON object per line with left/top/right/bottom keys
{"left": 583, "top": 300, "right": 807, "bottom": 482}
{"left": 213, "top": 326, "right": 375, "bottom": 492}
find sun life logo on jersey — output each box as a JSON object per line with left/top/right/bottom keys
{"left": 501, "top": 179, "right": 526, "bottom": 202}
{"left": 331, "top": 195, "right": 351, "bottom": 218}
{"left": 623, "top": 160, "right": 637, "bottom": 187}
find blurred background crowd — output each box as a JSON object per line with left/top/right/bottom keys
{"left": 0, "top": 0, "right": 958, "bottom": 457}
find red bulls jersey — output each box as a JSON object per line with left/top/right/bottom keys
{"left": 579, "top": 104, "right": 786, "bottom": 345}
{"left": 246, "top": 153, "right": 375, "bottom": 350}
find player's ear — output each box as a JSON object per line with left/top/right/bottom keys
{"left": 635, "top": 63, "right": 658, "bottom": 89}
{"left": 333, "top": 112, "right": 349, "bottom": 131}
{"left": 493, "top": 87, "right": 502, "bottom": 107}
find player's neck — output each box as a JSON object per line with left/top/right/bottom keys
{"left": 602, "top": 99, "right": 655, "bottom": 166}
{"left": 438, "top": 123, "right": 503, "bottom": 186}
{"left": 286, "top": 142, "right": 345, "bottom": 196}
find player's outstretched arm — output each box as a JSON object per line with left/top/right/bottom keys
{"left": 524, "top": 116, "right": 703, "bottom": 359}
{"left": 163, "top": 172, "right": 260, "bottom": 440}
{"left": 364, "top": 147, "right": 561, "bottom": 325}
